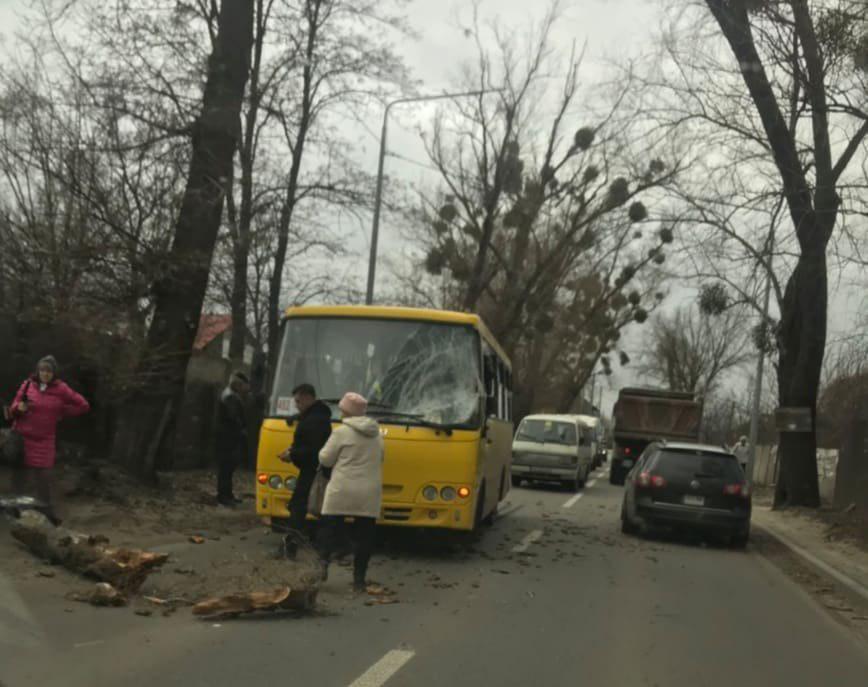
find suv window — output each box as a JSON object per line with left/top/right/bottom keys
{"left": 649, "top": 450, "right": 742, "bottom": 481}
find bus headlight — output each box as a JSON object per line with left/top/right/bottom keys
{"left": 284, "top": 476, "right": 297, "bottom": 491}
{"left": 268, "top": 475, "right": 283, "bottom": 490}
{"left": 440, "top": 486, "right": 456, "bottom": 501}
{"left": 422, "top": 485, "right": 438, "bottom": 501}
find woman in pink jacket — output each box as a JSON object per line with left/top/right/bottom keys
{"left": 9, "top": 355, "right": 90, "bottom": 516}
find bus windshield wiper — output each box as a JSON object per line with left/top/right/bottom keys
{"left": 367, "top": 408, "right": 454, "bottom": 436}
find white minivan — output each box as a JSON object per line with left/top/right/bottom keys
{"left": 511, "top": 414, "right": 594, "bottom": 492}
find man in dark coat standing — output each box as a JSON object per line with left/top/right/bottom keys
{"left": 280, "top": 383, "right": 332, "bottom": 554}
{"left": 215, "top": 371, "right": 250, "bottom": 507}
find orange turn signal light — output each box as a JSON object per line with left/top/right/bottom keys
{"left": 257, "top": 473, "right": 268, "bottom": 485}
{"left": 457, "top": 486, "right": 471, "bottom": 499}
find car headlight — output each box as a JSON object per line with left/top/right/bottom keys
{"left": 422, "top": 485, "right": 438, "bottom": 501}
{"left": 284, "top": 476, "right": 297, "bottom": 491}
{"left": 440, "top": 486, "right": 456, "bottom": 501}
{"left": 268, "top": 475, "right": 282, "bottom": 489}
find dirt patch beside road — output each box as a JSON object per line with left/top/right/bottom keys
{"left": 2, "top": 461, "right": 324, "bottom": 612}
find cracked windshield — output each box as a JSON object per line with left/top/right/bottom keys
{"left": 3, "top": 0, "right": 868, "bottom": 686}
{"left": 272, "top": 318, "right": 481, "bottom": 426}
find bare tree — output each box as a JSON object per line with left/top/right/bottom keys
{"left": 643, "top": 0, "right": 868, "bottom": 506}
{"left": 414, "top": 3, "right": 679, "bottom": 418}
{"left": 110, "top": 0, "right": 254, "bottom": 478}
{"left": 640, "top": 305, "right": 753, "bottom": 396}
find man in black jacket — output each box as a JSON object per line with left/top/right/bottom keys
{"left": 280, "top": 383, "right": 332, "bottom": 550}
{"left": 215, "top": 372, "right": 250, "bottom": 507}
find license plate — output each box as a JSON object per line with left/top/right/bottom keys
{"left": 683, "top": 495, "right": 705, "bottom": 506}
{"left": 622, "top": 460, "right": 633, "bottom": 468}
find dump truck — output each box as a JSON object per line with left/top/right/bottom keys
{"left": 609, "top": 387, "right": 703, "bottom": 485}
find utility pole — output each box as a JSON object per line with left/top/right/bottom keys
{"left": 365, "top": 89, "right": 502, "bottom": 306}
{"left": 747, "top": 219, "right": 777, "bottom": 488}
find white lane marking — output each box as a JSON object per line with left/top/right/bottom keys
{"left": 512, "top": 529, "right": 543, "bottom": 553}
{"left": 562, "top": 493, "right": 583, "bottom": 509}
{"left": 349, "top": 649, "right": 415, "bottom": 687}
{"left": 586, "top": 479, "right": 597, "bottom": 488}
{"left": 74, "top": 640, "right": 106, "bottom": 648}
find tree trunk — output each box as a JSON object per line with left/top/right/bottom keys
{"left": 774, "top": 244, "right": 825, "bottom": 508}
{"left": 229, "top": 0, "right": 267, "bottom": 365}
{"left": 111, "top": 0, "right": 254, "bottom": 477}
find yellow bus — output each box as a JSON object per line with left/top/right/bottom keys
{"left": 255, "top": 305, "right": 513, "bottom": 532}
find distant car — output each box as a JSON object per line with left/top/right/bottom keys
{"left": 511, "top": 414, "right": 594, "bottom": 492}
{"left": 620, "top": 441, "right": 751, "bottom": 548}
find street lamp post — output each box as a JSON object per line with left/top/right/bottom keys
{"left": 364, "top": 89, "right": 501, "bottom": 306}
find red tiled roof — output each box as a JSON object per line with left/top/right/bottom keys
{"left": 193, "top": 314, "right": 232, "bottom": 351}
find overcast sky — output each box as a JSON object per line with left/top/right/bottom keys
{"left": 0, "top": 0, "right": 863, "bottom": 414}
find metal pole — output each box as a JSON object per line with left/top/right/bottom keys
{"left": 747, "top": 268, "right": 773, "bottom": 487}
{"left": 365, "top": 106, "right": 390, "bottom": 305}
{"left": 363, "top": 89, "right": 503, "bottom": 306}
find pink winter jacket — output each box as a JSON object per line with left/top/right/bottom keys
{"left": 11, "top": 378, "right": 90, "bottom": 468}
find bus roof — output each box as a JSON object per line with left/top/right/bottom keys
{"left": 283, "top": 305, "right": 511, "bottom": 367}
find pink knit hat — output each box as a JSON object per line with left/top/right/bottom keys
{"left": 338, "top": 392, "right": 368, "bottom": 417}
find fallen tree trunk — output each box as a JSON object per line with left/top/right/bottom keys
{"left": 10, "top": 510, "right": 168, "bottom": 592}
{"left": 193, "top": 586, "right": 318, "bottom": 619}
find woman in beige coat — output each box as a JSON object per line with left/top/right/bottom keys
{"left": 317, "top": 392, "right": 384, "bottom": 591}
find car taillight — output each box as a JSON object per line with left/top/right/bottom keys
{"left": 724, "top": 483, "right": 750, "bottom": 498}
{"left": 637, "top": 472, "right": 665, "bottom": 488}
{"left": 624, "top": 447, "right": 632, "bottom": 456}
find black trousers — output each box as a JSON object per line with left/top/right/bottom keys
{"left": 216, "top": 441, "right": 244, "bottom": 502}
{"left": 318, "top": 515, "right": 376, "bottom": 583}
{"left": 287, "top": 468, "right": 316, "bottom": 534}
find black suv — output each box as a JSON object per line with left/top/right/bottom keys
{"left": 620, "top": 441, "right": 751, "bottom": 547}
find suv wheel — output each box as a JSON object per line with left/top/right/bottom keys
{"left": 620, "top": 507, "right": 639, "bottom": 535}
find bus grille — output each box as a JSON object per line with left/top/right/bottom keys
{"left": 382, "top": 507, "right": 412, "bottom": 521}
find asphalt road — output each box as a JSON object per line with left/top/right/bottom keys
{"left": 4, "top": 466, "right": 868, "bottom": 687}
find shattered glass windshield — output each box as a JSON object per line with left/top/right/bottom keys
{"left": 270, "top": 317, "right": 482, "bottom": 427}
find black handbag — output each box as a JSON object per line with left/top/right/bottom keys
{"left": 2, "top": 380, "right": 30, "bottom": 467}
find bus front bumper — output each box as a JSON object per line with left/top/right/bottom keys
{"left": 258, "top": 491, "right": 475, "bottom": 531}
